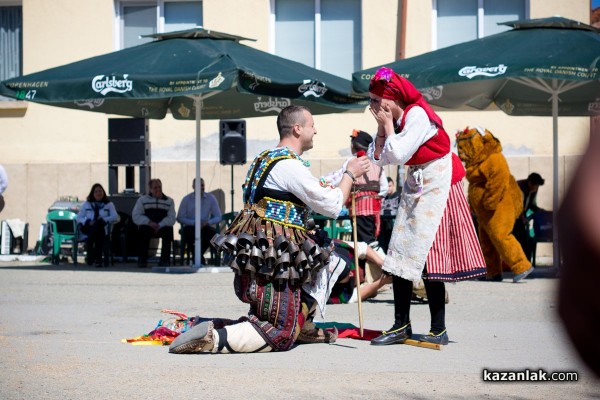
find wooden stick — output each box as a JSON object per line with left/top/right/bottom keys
{"left": 404, "top": 338, "right": 442, "bottom": 350}
{"left": 351, "top": 191, "right": 364, "bottom": 337}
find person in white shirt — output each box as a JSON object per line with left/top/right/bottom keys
{"left": 0, "top": 164, "right": 7, "bottom": 213}
{"left": 177, "top": 178, "right": 222, "bottom": 264}
{"left": 170, "top": 105, "right": 370, "bottom": 354}
{"left": 132, "top": 179, "right": 176, "bottom": 267}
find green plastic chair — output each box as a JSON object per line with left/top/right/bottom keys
{"left": 312, "top": 214, "right": 354, "bottom": 240}
{"left": 334, "top": 218, "right": 353, "bottom": 240}
{"left": 46, "top": 210, "right": 79, "bottom": 265}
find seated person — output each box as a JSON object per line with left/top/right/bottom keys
{"left": 177, "top": 178, "right": 222, "bottom": 265}
{"left": 513, "top": 172, "right": 546, "bottom": 262}
{"left": 132, "top": 179, "right": 176, "bottom": 267}
{"left": 0, "top": 164, "right": 7, "bottom": 214}
{"left": 327, "top": 239, "right": 391, "bottom": 304}
{"left": 378, "top": 176, "right": 401, "bottom": 253}
{"left": 76, "top": 183, "right": 119, "bottom": 267}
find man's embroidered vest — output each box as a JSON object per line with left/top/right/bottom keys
{"left": 211, "top": 147, "right": 333, "bottom": 284}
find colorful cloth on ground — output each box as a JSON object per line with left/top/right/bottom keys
{"left": 123, "top": 309, "right": 191, "bottom": 346}
{"left": 316, "top": 321, "right": 382, "bottom": 341}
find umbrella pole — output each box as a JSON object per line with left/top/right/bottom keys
{"left": 230, "top": 165, "right": 234, "bottom": 215}
{"left": 194, "top": 95, "right": 202, "bottom": 268}
{"left": 551, "top": 80, "right": 560, "bottom": 272}
{"left": 351, "top": 191, "right": 364, "bottom": 337}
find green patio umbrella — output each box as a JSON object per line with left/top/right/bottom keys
{"left": 3, "top": 28, "right": 367, "bottom": 118}
{"left": 1, "top": 27, "right": 368, "bottom": 267}
{"left": 352, "top": 16, "right": 600, "bottom": 268}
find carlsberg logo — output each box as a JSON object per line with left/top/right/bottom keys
{"left": 92, "top": 75, "right": 133, "bottom": 95}
{"left": 459, "top": 64, "right": 507, "bottom": 79}
{"left": 254, "top": 97, "right": 291, "bottom": 113}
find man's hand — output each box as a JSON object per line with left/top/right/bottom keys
{"left": 149, "top": 221, "right": 160, "bottom": 234}
{"left": 346, "top": 156, "right": 370, "bottom": 179}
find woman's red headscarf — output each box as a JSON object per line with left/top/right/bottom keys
{"left": 369, "top": 67, "right": 443, "bottom": 128}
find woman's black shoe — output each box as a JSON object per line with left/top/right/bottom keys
{"left": 420, "top": 330, "right": 449, "bottom": 345}
{"left": 371, "top": 322, "right": 412, "bottom": 346}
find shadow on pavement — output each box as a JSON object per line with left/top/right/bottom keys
{"left": 0, "top": 261, "right": 228, "bottom": 274}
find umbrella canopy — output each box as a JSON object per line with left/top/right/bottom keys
{"left": 2, "top": 28, "right": 367, "bottom": 118}
{"left": 352, "top": 17, "right": 600, "bottom": 268}
{"left": 352, "top": 17, "right": 600, "bottom": 116}
{"left": 1, "top": 27, "right": 368, "bottom": 267}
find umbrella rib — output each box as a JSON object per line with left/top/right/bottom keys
{"left": 510, "top": 76, "right": 591, "bottom": 96}
{"left": 493, "top": 79, "right": 511, "bottom": 99}
{"left": 186, "top": 91, "right": 220, "bottom": 101}
{"left": 556, "top": 80, "right": 590, "bottom": 94}
{"left": 509, "top": 77, "right": 553, "bottom": 94}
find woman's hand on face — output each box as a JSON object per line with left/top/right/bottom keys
{"left": 369, "top": 104, "right": 393, "bottom": 128}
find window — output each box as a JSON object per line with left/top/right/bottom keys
{"left": 117, "top": 1, "right": 203, "bottom": 49}
{"left": 434, "top": 0, "right": 526, "bottom": 49}
{"left": 273, "top": 0, "right": 361, "bottom": 79}
{"left": 0, "top": 5, "right": 22, "bottom": 101}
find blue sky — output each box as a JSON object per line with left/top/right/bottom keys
{"left": 594, "top": 0, "right": 600, "bottom": 9}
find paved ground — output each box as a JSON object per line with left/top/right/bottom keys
{"left": 0, "top": 260, "right": 598, "bottom": 400}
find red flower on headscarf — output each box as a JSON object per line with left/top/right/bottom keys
{"left": 373, "top": 67, "right": 394, "bottom": 82}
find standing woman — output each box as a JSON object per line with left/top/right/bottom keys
{"left": 77, "top": 183, "right": 119, "bottom": 267}
{"left": 367, "top": 67, "right": 486, "bottom": 345}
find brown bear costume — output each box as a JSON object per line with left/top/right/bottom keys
{"left": 456, "top": 127, "right": 532, "bottom": 280}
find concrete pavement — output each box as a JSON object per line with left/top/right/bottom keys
{"left": 0, "top": 260, "right": 597, "bottom": 399}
